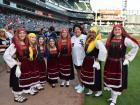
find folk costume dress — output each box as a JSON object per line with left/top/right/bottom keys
{"left": 80, "top": 27, "right": 107, "bottom": 92}
{"left": 28, "top": 45, "right": 40, "bottom": 86}
{"left": 104, "top": 37, "right": 139, "bottom": 93}
{"left": 58, "top": 38, "right": 74, "bottom": 81}
{"left": 3, "top": 43, "right": 32, "bottom": 91}
{"left": 37, "top": 45, "right": 47, "bottom": 84}
{"left": 28, "top": 33, "right": 40, "bottom": 87}
{"left": 47, "top": 47, "right": 59, "bottom": 85}
{"left": 103, "top": 25, "right": 140, "bottom": 105}
{"left": 3, "top": 29, "right": 31, "bottom": 102}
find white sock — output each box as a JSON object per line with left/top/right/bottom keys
{"left": 61, "top": 80, "right": 65, "bottom": 85}
{"left": 12, "top": 90, "right": 23, "bottom": 96}
{"left": 66, "top": 81, "right": 70, "bottom": 85}
{"left": 112, "top": 91, "right": 119, "bottom": 104}
{"left": 14, "top": 93, "right": 19, "bottom": 98}
{"left": 110, "top": 90, "right": 113, "bottom": 100}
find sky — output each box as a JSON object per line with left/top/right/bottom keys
{"left": 90, "top": 0, "right": 140, "bottom": 10}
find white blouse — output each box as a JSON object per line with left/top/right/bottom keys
{"left": 71, "top": 34, "right": 87, "bottom": 66}
{"left": 96, "top": 40, "right": 107, "bottom": 62}
{"left": 124, "top": 37, "right": 139, "bottom": 62}
{"left": 101, "top": 37, "right": 139, "bottom": 62}
{"left": 3, "top": 43, "right": 17, "bottom": 68}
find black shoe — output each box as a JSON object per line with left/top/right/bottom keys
{"left": 52, "top": 84, "right": 56, "bottom": 88}
{"left": 60, "top": 84, "right": 64, "bottom": 87}
{"left": 7, "top": 70, "right": 10, "bottom": 73}
{"left": 66, "top": 84, "right": 69, "bottom": 87}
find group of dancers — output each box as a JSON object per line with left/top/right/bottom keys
{"left": 3, "top": 24, "right": 139, "bottom": 105}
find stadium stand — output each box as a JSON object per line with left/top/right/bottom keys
{"left": 0, "top": 0, "right": 94, "bottom": 31}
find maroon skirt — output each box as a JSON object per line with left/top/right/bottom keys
{"left": 104, "top": 58, "right": 128, "bottom": 92}
{"left": 29, "top": 59, "right": 40, "bottom": 86}
{"left": 59, "top": 55, "right": 74, "bottom": 81}
{"left": 38, "top": 59, "right": 47, "bottom": 84}
{"left": 19, "top": 58, "right": 32, "bottom": 87}
{"left": 47, "top": 58, "right": 59, "bottom": 84}
{"left": 81, "top": 56, "right": 102, "bottom": 91}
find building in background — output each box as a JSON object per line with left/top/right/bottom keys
{"left": 92, "top": 9, "right": 123, "bottom": 26}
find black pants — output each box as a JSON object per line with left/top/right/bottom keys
{"left": 10, "top": 65, "right": 29, "bottom": 92}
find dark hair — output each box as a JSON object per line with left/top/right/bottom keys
{"left": 69, "top": 28, "right": 73, "bottom": 32}
{"left": 49, "top": 26, "right": 55, "bottom": 32}
{"left": 48, "top": 37, "right": 57, "bottom": 45}
{"left": 37, "top": 35, "right": 46, "bottom": 43}
{"left": 8, "top": 25, "right": 13, "bottom": 30}
{"left": 73, "top": 24, "right": 83, "bottom": 32}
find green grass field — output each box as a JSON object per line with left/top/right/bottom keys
{"left": 84, "top": 50, "right": 140, "bottom": 105}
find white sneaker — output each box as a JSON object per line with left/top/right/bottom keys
{"left": 52, "top": 84, "right": 56, "bottom": 88}
{"left": 66, "top": 81, "right": 70, "bottom": 87}
{"left": 28, "top": 88, "right": 36, "bottom": 95}
{"left": 74, "top": 84, "right": 81, "bottom": 90}
{"left": 60, "top": 80, "right": 65, "bottom": 87}
{"left": 76, "top": 86, "right": 84, "bottom": 94}
{"left": 85, "top": 89, "right": 93, "bottom": 95}
{"left": 95, "top": 91, "right": 102, "bottom": 97}
{"left": 37, "top": 85, "right": 44, "bottom": 90}
{"left": 31, "top": 87, "right": 38, "bottom": 93}
{"left": 110, "top": 102, "right": 116, "bottom": 105}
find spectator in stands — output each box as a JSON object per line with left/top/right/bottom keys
{"left": 1, "top": 11, "right": 73, "bottom": 32}
{"left": 39, "top": 27, "right": 49, "bottom": 43}
{"left": 69, "top": 28, "right": 74, "bottom": 37}
{"left": 39, "top": 27, "right": 45, "bottom": 36}
{"left": 82, "top": 27, "right": 88, "bottom": 35}
{"left": 0, "top": 29, "right": 10, "bottom": 53}
{"left": 104, "top": 24, "right": 139, "bottom": 105}
{"left": 48, "top": 26, "right": 57, "bottom": 39}
{"left": 5, "top": 25, "right": 14, "bottom": 43}
{"left": 71, "top": 24, "right": 87, "bottom": 93}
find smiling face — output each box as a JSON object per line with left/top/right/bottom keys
{"left": 113, "top": 26, "right": 122, "bottom": 36}
{"left": 74, "top": 27, "right": 81, "bottom": 37}
{"left": 30, "top": 36, "right": 37, "bottom": 44}
{"left": 39, "top": 37, "right": 44, "bottom": 45}
{"left": 18, "top": 31, "right": 26, "bottom": 41}
{"left": 61, "top": 30, "right": 68, "bottom": 39}
{"left": 49, "top": 38, "right": 55, "bottom": 47}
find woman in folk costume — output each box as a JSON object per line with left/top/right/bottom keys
{"left": 80, "top": 26, "right": 107, "bottom": 96}
{"left": 104, "top": 24, "right": 139, "bottom": 105}
{"left": 3, "top": 28, "right": 29, "bottom": 102}
{"left": 57, "top": 28, "right": 74, "bottom": 87}
{"left": 47, "top": 37, "right": 59, "bottom": 88}
{"left": 28, "top": 33, "right": 43, "bottom": 93}
{"left": 37, "top": 36, "right": 47, "bottom": 88}
{"left": 71, "top": 24, "right": 87, "bottom": 93}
